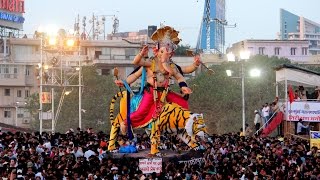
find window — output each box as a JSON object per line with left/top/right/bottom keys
{"left": 258, "top": 47, "right": 265, "bottom": 55}
{"left": 290, "top": 48, "right": 296, "bottom": 55}
{"left": 102, "top": 47, "right": 111, "bottom": 55}
{"left": 274, "top": 47, "right": 280, "bottom": 55}
{"left": 17, "top": 113, "right": 24, "bottom": 118}
{"left": 302, "top": 47, "right": 308, "bottom": 55}
{"left": 0, "top": 65, "right": 19, "bottom": 78}
{"left": 125, "top": 48, "right": 136, "bottom": 60}
{"left": 4, "top": 89, "right": 10, "bottom": 96}
{"left": 17, "top": 90, "right": 22, "bottom": 97}
{"left": 4, "top": 110, "right": 11, "bottom": 118}
{"left": 94, "top": 51, "right": 102, "bottom": 59}
{"left": 3, "top": 65, "right": 9, "bottom": 73}
{"left": 25, "top": 90, "right": 30, "bottom": 98}
{"left": 13, "top": 66, "right": 18, "bottom": 78}
{"left": 25, "top": 67, "right": 30, "bottom": 76}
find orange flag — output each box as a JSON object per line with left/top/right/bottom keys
{"left": 288, "top": 85, "right": 295, "bottom": 104}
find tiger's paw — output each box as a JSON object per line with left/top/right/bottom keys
{"left": 120, "top": 122, "right": 127, "bottom": 135}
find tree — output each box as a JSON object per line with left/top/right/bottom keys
{"left": 25, "top": 66, "right": 120, "bottom": 133}
{"left": 25, "top": 93, "right": 40, "bottom": 130}
{"left": 54, "top": 66, "right": 119, "bottom": 132}
{"left": 174, "top": 44, "right": 191, "bottom": 56}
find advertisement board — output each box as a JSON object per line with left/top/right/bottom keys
{"left": 286, "top": 101, "right": 320, "bottom": 122}
{"left": 138, "top": 158, "right": 162, "bottom": 174}
{"left": 0, "top": 0, "right": 25, "bottom": 30}
{"left": 310, "top": 131, "right": 320, "bottom": 149}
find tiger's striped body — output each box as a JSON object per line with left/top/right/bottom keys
{"left": 108, "top": 91, "right": 207, "bottom": 155}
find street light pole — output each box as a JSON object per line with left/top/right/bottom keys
{"left": 241, "top": 62, "right": 246, "bottom": 136}
{"left": 39, "top": 37, "right": 43, "bottom": 134}
{"left": 15, "top": 106, "right": 18, "bottom": 126}
{"left": 227, "top": 51, "right": 253, "bottom": 136}
{"left": 78, "top": 44, "right": 82, "bottom": 129}
{"left": 52, "top": 71, "right": 55, "bottom": 132}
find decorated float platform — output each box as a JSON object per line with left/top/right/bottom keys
{"left": 109, "top": 149, "right": 204, "bottom": 163}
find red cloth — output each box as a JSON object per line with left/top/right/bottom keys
{"left": 288, "top": 85, "right": 295, "bottom": 104}
{"left": 130, "top": 89, "right": 189, "bottom": 128}
{"left": 261, "top": 111, "right": 284, "bottom": 137}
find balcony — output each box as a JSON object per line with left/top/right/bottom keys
{"left": 92, "top": 54, "right": 136, "bottom": 65}
{"left": 0, "top": 72, "right": 36, "bottom": 86}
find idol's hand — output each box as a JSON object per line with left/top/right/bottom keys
{"left": 140, "top": 45, "right": 149, "bottom": 57}
{"left": 114, "top": 80, "right": 124, "bottom": 87}
{"left": 194, "top": 55, "right": 201, "bottom": 67}
{"left": 181, "top": 87, "right": 192, "bottom": 94}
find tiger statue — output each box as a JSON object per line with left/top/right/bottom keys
{"left": 108, "top": 91, "right": 208, "bottom": 155}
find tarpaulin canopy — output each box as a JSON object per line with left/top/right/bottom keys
{"left": 276, "top": 64, "right": 320, "bottom": 87}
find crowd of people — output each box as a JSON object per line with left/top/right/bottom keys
{"left": 0, "top": 127, "right": 320, "bottom": 180}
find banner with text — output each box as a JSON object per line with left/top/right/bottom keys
{"left": 178, "top": 157, "right": 205, "bottom": 165}
{"left": 287, "top": 102, "right": 320, "bottom": 122}
{"left": 310, "top": 131, "right": 320, "bottom": 149}
{"left": 139, "top": 158, "right": 162, "bottom": 174}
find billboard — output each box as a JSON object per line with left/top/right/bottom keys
{"left": 286, "top": 101, "right": 320, "bottom": 122}
{"left": 0, "top": 0, "right": 25, "bottom": 30}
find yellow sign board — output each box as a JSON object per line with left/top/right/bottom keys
{"left": 310, "top": 131, "right": 320, "bottom": 149}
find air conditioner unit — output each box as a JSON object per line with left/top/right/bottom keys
{"left": 22, "top": 119, "right": 30, "bottom": 124}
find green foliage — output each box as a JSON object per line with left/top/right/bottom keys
{"left": 55, "top": 66, "right": 118, "bottom": 132}
{"left": 187, "top": 55, "right": 291, "bottom": 134}
{"left": 25, "top": 66, "right": 119, "bottom": 133}
{"left": 25, "top": 93, "right": 40, "bottom": 130}
{"left": 174, "top": 44, "right": 191, "bottom": 56}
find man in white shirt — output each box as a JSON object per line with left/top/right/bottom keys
{"left": 254, "top": 110, "right": 261, "bottom": 134}
{"left": 262, "top": 103, "right": 270, "bottom": 128}
{"left": 297, "top": 118, "right": 309, "bottom": 135}
{"left": 84, "top": 146, "right": 96, "bottom": 161}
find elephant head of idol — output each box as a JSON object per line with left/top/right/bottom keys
{"left": 151, "top": 26, "right": 181, "bottom": 75}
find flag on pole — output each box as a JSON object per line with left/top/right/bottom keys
{"left": 288, "top": 85, "right": 295, "bottom": 104}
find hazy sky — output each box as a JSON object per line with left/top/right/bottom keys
{"left": 23, "top": 0, "right": 320, "bottom": 48}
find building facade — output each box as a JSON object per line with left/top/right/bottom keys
{"left": 107, "top": 25, "right": 157, "bottom": 43}
{"left": 198, "top": 0, "right": 226, "bottom": 53}
{"left": 280, "top": 9, "right": 320, "bottom": 55}
{"left": 0, "top": 38, "right": 39, "bottom": 127}
{"left": 227, "top": 39, "right": 310, "bottom": 63}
